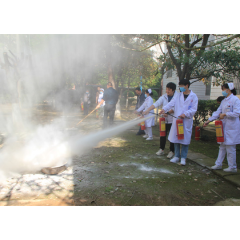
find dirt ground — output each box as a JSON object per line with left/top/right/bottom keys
{"left": 0, "top": 103, "right": 240, "bottom": 206}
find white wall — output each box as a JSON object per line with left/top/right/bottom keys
{"left": 162, "top": 72, "right": 222, "bottom": 100}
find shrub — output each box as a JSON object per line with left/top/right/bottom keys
{"left": 193, "top": 100, "right": 219, "bottom": 126}
{"left": 122, "top": 90, "right": 135, "bottom": 98}
{"left": 120, "top": 90, "right": 136, "bottom": 108}
{"left": 151, "top": 89, "right": 159, "bottom": 101}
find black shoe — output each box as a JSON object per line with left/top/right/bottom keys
{"left": 136, "top": 131, "right": 145, "bottom": 135}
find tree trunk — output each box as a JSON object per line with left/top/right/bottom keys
{"left": 165, "top": 34, "right": 212, "bottom": 81}
{"left": 126, "top": 79, "right": 130, "bottom": 109}
{"left": 106, "top": 35, "right": 121, "bottom": 117}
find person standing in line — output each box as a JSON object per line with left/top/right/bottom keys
{"left": 203, "top": 83, "right": 240, "bottom": 173}
{"left": 97, "top": 88, "right": 105, "bottom": 118}
{"left": 135, "top": 89, "right": 155, "bottom": 140}
{"left": 216, "top": 96, "right": 225, "bottom": 104}
{"left": 135, "top": 87, "right": 146, "bottom": 135}
{"left": 158, "top": 79, "right": 198, "bottom": 166}
{"left": 96, "top": 86, "right": 101, "bottom": 105}
{"left": 83, "top": 89, "right": 90, "bottom": 115}
{"left": 96, "top": 82, "right": 118, "bottom": 128}
{"left": 143, "top": 82, "right": 176, "bottom": 158}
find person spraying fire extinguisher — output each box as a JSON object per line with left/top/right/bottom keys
{"left": 143, "top": 82, "right": 176, "bottom": 158}
{"left": 203, "top": 83, "right": 240, "bottom": 173}
{"left": 158, "top": 79, "right": 198, "bottom": 166}
{"left": 134, "top": 89, "right": 155, "bottom": 140}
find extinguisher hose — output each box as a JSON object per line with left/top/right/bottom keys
{"left": 148, "top": 112, "right": 188, "bottom": 119}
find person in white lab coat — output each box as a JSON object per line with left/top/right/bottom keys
{"left": 143, "top": 82, "right": 176, "bottom": 158}
{"left": 159, "top": 79, "right": 198, "bottom": 166}
{"left": 97, "top": 88, "right": 105, "bottom": 118}
{"left": 203, "top": 83, "right": 240, "bottom": 173}
{"left": 135, "top": 89, "right": 155, "bottom": 140}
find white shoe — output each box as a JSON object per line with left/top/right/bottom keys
{"left": 180, "top": 158, "right": 186, "bottom": 166}
{"left": 167, "top": 151, "right": 174, "bottom": 159}
{"left": 211, "top": 165, "right": 222, "bottom": 170}
{"left": 156, "top": 149, "right": 164, "bottom": 155}
{"left": 170, "top": 157, "right": 180, "bottom": 163}
{"left": 143, "top": 135, "right": 148, "bottom": 138}
{"left": 146, "top": 137, "right": 153, "bottom": 140}
{"left": 223, "top": 167, "right": 237, "bottom": 173}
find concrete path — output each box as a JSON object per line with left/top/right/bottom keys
{"left": 187, "top": 150, "right": 240, "bottom": 187}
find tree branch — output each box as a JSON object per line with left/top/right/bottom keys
{"left": 117, "top": 34, "right": 240, "bottom": 52}
{"left": 166, "top": 43, "right": 181, "bottom": 78}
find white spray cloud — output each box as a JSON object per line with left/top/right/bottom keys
{"left": 0, "top": 35, "right": 154, "bottom": 183}
{"left": 0, "top": 114, "right": 153, "bottom": 182}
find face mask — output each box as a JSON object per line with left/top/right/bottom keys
{"left": 222, "top": 91, "right": 228, "bottom": 97}
{"left": 180, "top": 87, "right": 186, "bottom": 92}
{"left": 145, "top": 94, "right": 147, "bottom": 98}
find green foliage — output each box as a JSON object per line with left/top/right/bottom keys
{"left": 151, "top": 89, "right": 159, "bottom": 101}
{"left": 193, "top": 100, "right": 219, "bottom": 126}
{"left": 195, "top": 41, "right": 240, "bottom": 84}
{"left": 122, "top": 90, "right": 135, "bottom": 98}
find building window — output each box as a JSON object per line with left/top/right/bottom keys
{"left": 167, "top": 69, "right": 172, "bottom": 78}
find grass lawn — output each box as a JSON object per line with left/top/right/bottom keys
{"left": 151, "top": 122, "right": 240, "bottom": 169}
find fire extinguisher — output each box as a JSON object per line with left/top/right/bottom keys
{"left": 195, "top": 126, "right": 200, "bottom": 141}
{"left": 176, "top": 118, "right": 184, "bottom": 140}
{"left": 159, "top": 116, "right": 166, "bottom": 137}
{"left": 215, "top": 120, "right": 224, "bottom": 142}
{"left": 140, "top": 120, "right": 146, "bottom": 130}
{"left": 138, "top": 115, "right": 145, "bottom": 130}
{"left": 81, "top": 102, "right": 84, "bottom": 111}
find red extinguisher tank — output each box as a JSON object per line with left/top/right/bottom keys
{"left": 159, "top": 117, "right": 166, "bottom": 137}
{"left": 215, "top": 120, "right": 224, "bottom": 142}
{"left": 195, "top": 126, "right": 200, "bottom": 141}
{"left": 140, "top": 121, "right": 146, "bottom": 130}
{"left": 81, "top": 102, "right": 84, "bottom": 111}
{"left": 139, "top": 116, "right": 146, "bottom": 130}
{"left": 176, "top": 118, "right": 184, "bottom": 140}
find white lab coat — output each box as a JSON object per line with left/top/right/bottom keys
{"left": 153, "top": 93, "right": 175, "bottom": 124}
{"left": 162, "top": 90, "right": 198, "bottom": 145}
{"left": 98, "top": 91, "right": 105, "bottom": 106}
{"left": 208, "top": 94, "right": 240, "bottom": 145}
{"left": 137, "top": 96, "right": 155, "bottom": 127}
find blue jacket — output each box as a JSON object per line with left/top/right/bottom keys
{"left": 135, "top": 92, "right": 146, "bottom": 110}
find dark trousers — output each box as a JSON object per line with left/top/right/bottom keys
{"left": 160, "top": 123, "right": 174, "bottom": 152}
{"left": 84, "top": 102, "right": 89, "bottom": 115}
{"left": 103, "top": 103, "right": 116, "bottom": 128}
{"left": 138, "top": 126, "right": 145, "bottom": 133}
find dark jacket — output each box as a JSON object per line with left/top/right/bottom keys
{"left": 135, "top": 92, "right": 145, "bottom": 110}
{"left": 102, "top": 87, "right": 118, "bottom": 105}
